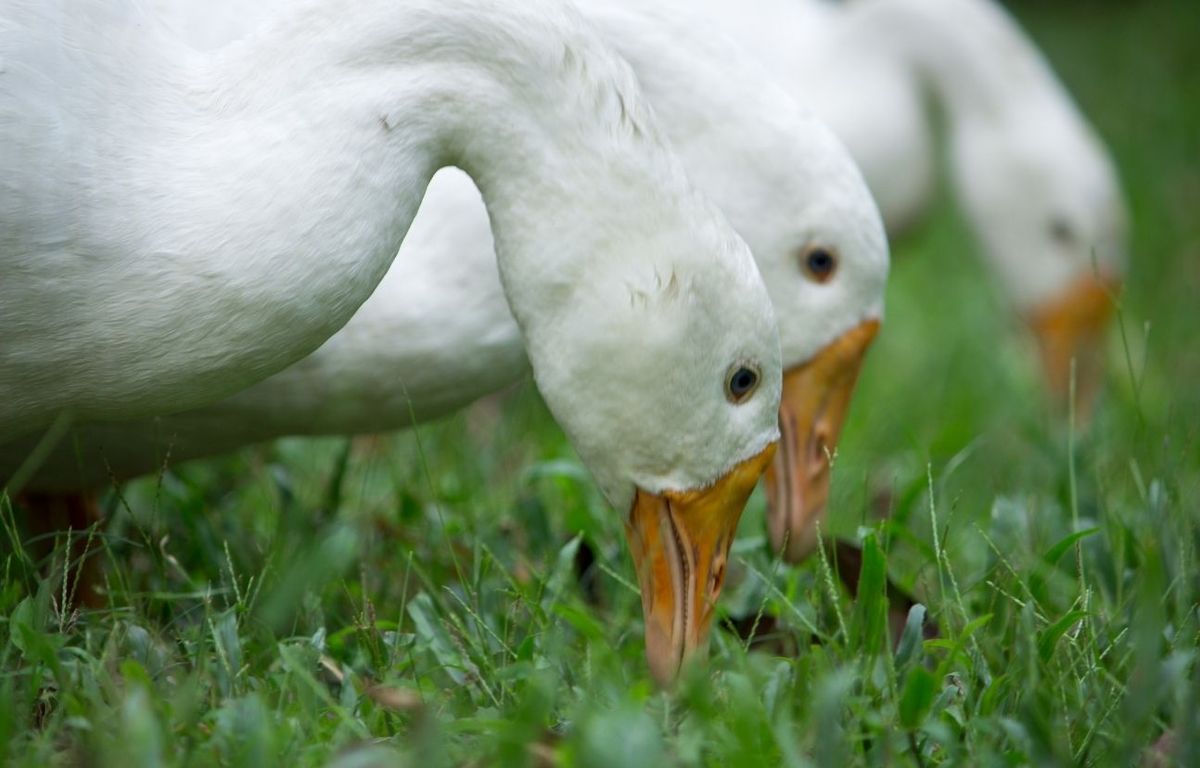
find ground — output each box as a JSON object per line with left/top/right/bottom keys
{"left": 2, "top": 1, "right": 1198, "bottom": 765}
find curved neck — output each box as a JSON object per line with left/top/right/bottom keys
{"left": 191, "top": 0, "right": 680, "bottom": 310}
{"left": 178, "top": 0, "right": 690, "bottom": 379}
{"left": 854, "top": 0, "right": 1071, "bottom": 125}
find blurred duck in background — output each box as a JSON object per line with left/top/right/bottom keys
{"left": 1, "top": 0, "right": 789, "bottom": 681}
{"left": 6, "top": 0, "right": 890, "bottom": 611}
{"left": 695, "top": 0, "right": 1129, "bottom": 414}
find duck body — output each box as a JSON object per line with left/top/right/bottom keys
{"left": 3, "top": 170, "right": 522, "bottom": 487}
{"left": 2, "top": 0, "right": 429, "bottom": 435}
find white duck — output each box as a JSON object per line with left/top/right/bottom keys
{"left": 0, "top": 0, "right": 786, "bottom": 680}
{"left": 695, "top": 0, "right": 1129, "bottom": 409}
{"left": 6, "top": 0, "right": 889, "bottom": 599}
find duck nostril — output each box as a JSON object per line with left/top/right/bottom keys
{"left": 810, "top": 432, "right": 830, "bottom": 468}
{"left": 710, "top": 557, "right": 726, "bottom": 596}
{"left": 807, "top": 435, "right": 838, "bottom": 486}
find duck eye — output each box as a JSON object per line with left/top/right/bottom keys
{"left": 801, "top": 246, "right": 838, "bottom": 283}
{"left": 1049, "top": 218, "right": 1075, "bottom": 246}
{"left": 725, "top": 363, "right": 761, "bottom": 404}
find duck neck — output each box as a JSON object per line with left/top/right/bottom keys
{"left": 224, "top": 0, "right": 690, "bottom": 347}
{"left": 114, "top": 0, "right": 692, "bottom": 416}
{"left": 855, "top": 0, "right": 1069, "bottom": 126}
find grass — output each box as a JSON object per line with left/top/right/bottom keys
{"left": 2, "top": 1, "right": 1199, "bottom": 765}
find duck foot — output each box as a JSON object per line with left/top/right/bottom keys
{"left": 17, "top": 491, "right": 106, "bottom": 609}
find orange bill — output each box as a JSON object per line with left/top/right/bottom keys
{"left": 625, "top": 442, "right": 777, "bottom": 684}
{"left": 764, "top": 319, "right": 880, "bottom": 563}
{"left": 1026, "top": 272, "right": 1118, "bottom": 419}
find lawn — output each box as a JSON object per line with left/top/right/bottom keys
{"left": 2, "top": 1, "right": 1198, "bottom": 765}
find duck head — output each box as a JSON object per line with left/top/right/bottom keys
{"left": 950, "top": 106, "right": 1128, "bottom": 418}
{"left": 500, "top": 196, "right": 783, "bottom": 683}
{"left": 737, "top": 117, "right": 889, "bottom": 563}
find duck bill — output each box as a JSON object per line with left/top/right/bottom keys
{"left": 765, "top": 320, "right": 879, "bottom": 563}
{"left": 624, "top": 443, "right": 777, "bottom": 684}
{"left": 1026, "top": 273, "right": 1118, "bottom": 420}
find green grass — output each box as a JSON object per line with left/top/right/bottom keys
{"left": 3, "top": 2, "right": 1199, "bottom": 765}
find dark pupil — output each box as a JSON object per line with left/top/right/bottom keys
{"left": 731, "top": 368, "right": 757, "bottom": 396}
{"left": 808, "top": 250, "right": 833, "bottom": 274}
